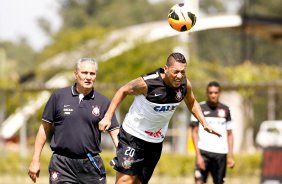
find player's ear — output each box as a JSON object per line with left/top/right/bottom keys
{"left": 164, "top": 65, "right": 168, "bottom": 74}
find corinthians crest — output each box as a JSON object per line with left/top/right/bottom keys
{"left": 50, "top": 171, "right": 60, "bottom": 181}
{"left": 92, "top": 106, "right": 100, "bottom": 116}
{"left": 217, "top": 109, "right": 226, "bottom": 118}
{"left": 175, "top": 89, "right": 183, "bottom": 101}
{"left": 122, "top": 157, "right": 134, "bottom": 169}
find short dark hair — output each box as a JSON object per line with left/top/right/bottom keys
{"left": 207, "top": 81, "right": 221, "bottom": 91}
{"left": 166, "top": 52, "right": 187, "bottom": 66}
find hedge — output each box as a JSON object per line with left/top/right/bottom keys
{"left": 0, "top": 149, "right": 261, "bottom": 178}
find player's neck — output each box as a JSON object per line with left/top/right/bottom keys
{"left": 207, "top": 101, "right": 218, "bottom": 108}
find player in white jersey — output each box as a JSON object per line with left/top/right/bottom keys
{"left": 190, "top": 81, "right": 235, "bottom": 184}
{"left": 99, "top": 52, "right": 221, "bottom": 184}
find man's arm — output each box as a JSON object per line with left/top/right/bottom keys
{"left": 28, "top": 122, "right": 52, "bottom": 183}
{"left": 99, "top": 77, "right": 147, "bottom": 132}
{"left": 184, "top": 79, "right": 221, "bottom": 137}
{"left": 108, "top": 129, "right": 119, "bottom": 148}
{"left": 191, "top": 125, "right": 206, "bottom": 170}
{"left": 227, "top": 129, "right": 235, "bottom": 168}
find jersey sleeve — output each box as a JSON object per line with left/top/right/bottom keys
{"left": 226, "top": 107, "right": 233, "bottom": 130}
{"left": 189, "top": 114, "right": 199, "bottom": 127}
{"left": 42, "top": 92, "right": 57, "bottom": 124}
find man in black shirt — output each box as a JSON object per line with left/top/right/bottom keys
{"left": 28, "top": 58, "right": 119, "bottom": 184}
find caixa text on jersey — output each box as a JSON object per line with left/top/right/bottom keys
{"left": 153, "top": 105, "right": 176, "bottom": 112}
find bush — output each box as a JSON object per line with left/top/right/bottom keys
{"left": 227, "top": 152, "right": 261, "bottom": 177}
{"left": 155, "top": 153, "right": 194, "bottom": 177}
{"left": 101, "top": 151, "right": 261, "bottom": 177}
{"left": 0, "top": 149, "right": 261, "bottom": 178}
{"left": 0, "top": 147, "right": 52, "bottom": 176}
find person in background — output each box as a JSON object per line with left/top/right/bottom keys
{"left": 28, "top": 58, "right": 119, "bottom": 184}
{"left": 190, "top": 81, "right": 235, "bottom": 184}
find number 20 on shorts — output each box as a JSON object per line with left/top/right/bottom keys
{"left": 125, "top": 147, "right": 135, "bottom": 157}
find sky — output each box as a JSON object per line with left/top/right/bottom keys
{"left": 0, "top": 0, "right": 62, "bottom": 51}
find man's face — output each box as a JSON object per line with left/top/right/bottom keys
{"left": 164, "top": 61, "right": 186, "bottom": 88}
{"left": 207, "top": 86, "right": 220, "bottom": 105}
{"left": 75, "top": 61, "right": 97, "bottom": 90}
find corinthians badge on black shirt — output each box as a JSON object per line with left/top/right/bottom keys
{"left": 92, "top": 106, "right": 100, "bottom": 116}
{"left": 175, "top": 89, "right": 184, "bottom": 101}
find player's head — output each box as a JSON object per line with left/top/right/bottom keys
{"left": 75, "top": 58, "right": 98, "bottom": 93}
{"left": 164, "top": 52, "right": 187, "bottom": 88}
{"left": 206, "top": 81, "right": 221, "bottom": 105}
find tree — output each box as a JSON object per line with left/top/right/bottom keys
{"left": 242, "top": 0, "right": 282, "bottom": 18}
{"left": 58, "top": 0, "right": 171, "bottom": 29}
{"left": 0, "top": 40, "right": 37, "bottom": 76}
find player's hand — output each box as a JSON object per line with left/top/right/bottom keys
{"left": 228, "top": 157, "right": 235, "bottom": 168}
{"left": 99, "top": 117, "right": 111, "bottom": 132}
{"left": 28, "top": 161, "right": 40, "bottom": 183}
{"left": 203, "top": 124, "right": 221, "bottom": 137}
{"left": 197, "top": 155, "right": 205, "bottom": 170}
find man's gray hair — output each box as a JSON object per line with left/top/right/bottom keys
{"left": 76, "top": 58, "right": 98, "bottom": 71}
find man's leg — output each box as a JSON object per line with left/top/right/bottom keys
{"left": 210, "top": 153, "right": 227, "bottom": 184}
{"left": 116, "top": 171, "right": 141, "bottom": 184}
{"left": 112, "top": 128, "right": 144, "bottom": 184}
{"left": 78, "top": 155, "right": 106, "bottom": 184}
{"left": 139, "top": 141, "right": 162, "bottom": 184}
{"left": 194, "top": 150, "right": 211, "bottom": 184}
{"left": 194, "top": 168, "right": 205, "bottom": 184}
{"left": 49, "top": 153, "right": 77, "bottom": 184}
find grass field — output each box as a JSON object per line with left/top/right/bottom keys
{"left": 0, "top": 175, "right": 260, "bottom": 184}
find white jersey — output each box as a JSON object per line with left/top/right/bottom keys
{"left": 122, "top": 68, "right": 187, "bottom": 143}
{"left": 190, "top": 101, "right": 233, "bottom": 154}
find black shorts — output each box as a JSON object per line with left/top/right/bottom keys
{"left": 195, "top": 150, "right": 227, "bottom": 184}
{"left": 49, "top": 153, "right": 106, "bottom": 184}
{"left": 111, "top": 127, "right": 163, "bottom": 184}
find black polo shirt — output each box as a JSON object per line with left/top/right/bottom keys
{"left": 42, "top": 84, "right": 119, "bottom": 158}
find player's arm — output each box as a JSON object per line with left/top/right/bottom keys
{"left": 191, "top": 125, "right": 206, "bottom": 170}
{"left": 28, "top": 121, "right": 52, "bottom": 183}
{"left": 99, "top": 77, "right": 147, "bottom": 132}
{"left": 108, "top": 129, "right": 119, "bottom": 148}
{"left": 184, "top": 79, "right": 221, "bottom": 137}
{"left": 227, "top": 129, "right": 235, "bottom": 168}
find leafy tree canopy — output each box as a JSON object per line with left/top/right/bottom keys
{"left": 242, "top": 0, "right": 282, "bottom": 18}
{"left": 58, "top": 0, "right": 172, "bottom": 29}
{"left": 0, "top": 40, "right": 36, "bottom": 75}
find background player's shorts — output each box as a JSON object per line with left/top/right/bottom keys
{"left": 111, "top": 127, "right": 162, "bottom": 184}
{"left": 194, "top": 149, "right": 227, "bottom": 184}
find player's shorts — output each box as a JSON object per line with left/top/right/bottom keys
{"left": 49, "top": 153, "right": 106, "bottom": 184}
{"left": 194, "top": 149, "right": 227, "bottom": 184}
{"left": 110, "top": 127, "right": 163, "bottom": 184}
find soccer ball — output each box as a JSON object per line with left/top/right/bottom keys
{"left": 167, "top": 3, "right": 197, "bottom": 32}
